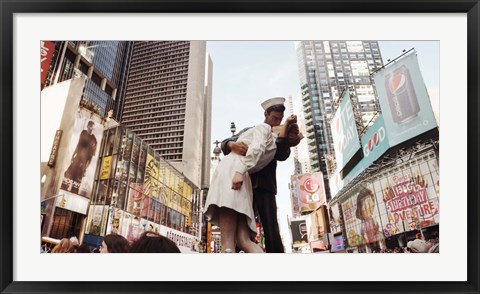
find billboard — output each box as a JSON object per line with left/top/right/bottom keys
{"left": 330, "top": 91, "right": 361, "bottom": 170}
{"left": 290, "top": 219, "right": 308, "bottom": 247}
{"left": 373, "top": 52, "right": 437, "bottom": 147}
{"left": 59, "top": 117, "right": 103, "bottom": 198}
{"left": 328, "top": 203, "right": 343, "bottom": 235}
{"left": 341, "top": 183, "right": 384, "bottom": 247}
{"left": 293, "top": 172, "right": 327, "bottom": 213}
{"left": 305, "top": 207, "right": 328, "bottom": 242}
{"left": 330, "top": 234, "right": 346, "bottom": 252}
{"left": 374, "top": 158, "right": 440, "bottom": 238}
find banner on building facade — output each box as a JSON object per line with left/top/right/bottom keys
{"left": 330, "top": 234, "right": 346, "bottom": 252}
{"left": 305, "top": 206, "right": 328, "bottom": 242}
{"left": 59, "top": 117, "right": 103, "bottom": 199}
{"left": 341, "top": 184, "right": 384, "bottom": 247}
{"left": 144, "top": 154, "right": 160, "bottom": 199}
{"left": 328, "top": 203, "right": 343, "bottom": 235}
{"left": 374, "top": 157, "right": 440, "bottom": 238}
{"left": 330, "top": 91, "right": 361, "bottom": 171}
{"left": 373, "top": 52, "right": 437, "bottom": 147}
{"left": 41, "top": 41, "right": 56, "bottom": 86}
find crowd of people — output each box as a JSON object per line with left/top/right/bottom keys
{"left": 371, "top": 233, "right": 440, "bottom": 253}
{"left": 49, "top": 231, "right": 181, "bottom": 253}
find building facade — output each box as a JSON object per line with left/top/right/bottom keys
{"left": 43, "top": 41, "right": 132, "bottom": 118}
{"left": 120, "top": 41, "right": 212, "bottom": 188}
{"left": 295, "top": 41, "right": 384, "bottom": 199}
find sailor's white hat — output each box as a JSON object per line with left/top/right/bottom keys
{"left": 261, "top": 97, "right": 286, "bottom": 110}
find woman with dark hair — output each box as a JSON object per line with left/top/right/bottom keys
{"left": 129, "top": 231, "right": 181, "bottom": 253}
{"left": 99, "top": 234, "right": 130, "bottom": 253}
{"left": 355, "top": 187, "right": 382, "bottom": 244}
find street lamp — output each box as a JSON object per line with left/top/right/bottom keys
{"left": 230, "top": 122, "right": 236, "bottom": 136}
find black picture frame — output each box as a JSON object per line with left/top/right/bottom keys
{"left": 1, "top": 1, "right": 479, "bottom": 293}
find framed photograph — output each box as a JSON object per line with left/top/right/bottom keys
{"left": 1, "top": 1, "right": 479, "bottom": 294}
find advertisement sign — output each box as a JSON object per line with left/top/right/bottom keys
{"left": 376, "top": 160, "right": 440, "bottom": 238}
{"left": 330, "top": 91, "right": 361, "bottom": 170}
{"left": 59, "top": 117, "right": 103, "bottom": 198}
{"left": 47, "top": 130, "right": 63, "bottom": 167}
{"left": 143, "top": 154, "right": 160, "bottom": 199}
{"left": 41, "top": 41, "right": 56, "bottom": 86}
{"left": 341, "top": 184, "right": 384, "bottom": 247}
{"left": 329, "top": 115, "right": 390, "bottom": 198}
{"left": 373, "top": 52, "right": 437, "bottom": 146}
{"left": 294, "top": 172, "right": 327, "bottom": 213}
{"left": 331, "top": 234, "right": 346, "bottom": 252}
{"left": 306, "top": 207, "right": 328, "bottom": 242}
{"left": 361, "top": 115, "right": 390, "bottom": 166}
{"left": 329, "top": 203, "right": 343, "bottom": 235}
{"left": 290, "top": 219, "right": 308, "bottom": 247}
{"left": 100, "top": 156, "right": 112, "bottom": 180}
{"left": 85, "top": 205, "right": 109, "bottom": 236}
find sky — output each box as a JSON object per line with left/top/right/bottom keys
{"left": 206, "top": 40, "right": 439, "bottom": 253}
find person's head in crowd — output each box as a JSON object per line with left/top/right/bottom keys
{"left": 407, "top": 239, "right": 430, "bottom": 253}
{"left": 100, "top": 234, "right": 130, "bottom": 253}
{"left": 129, "top": 231, "right": 181, "bottom": 253}
{"left": 51, "top": 238, "right": 74, "bottom": 253}
{"left": 74, "top": 244, "right": 92, "bottom": 253}
{"left": 69, "top": 236, "right": 80, "bottom": 247}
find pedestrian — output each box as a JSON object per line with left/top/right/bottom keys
{"left": 74, "top": 244, "right": 92, "bottom": 253}
{"left": 407, "top": 234, "right": 430, "bottom": 253}
{"left": 51, "top": 238, "right": 74, "bottom": 253}
{"left": 219, "top": 97, "right": 296, "bottom": 253}
{"left": 129, "top": 231, "right": 181, "bottom": 253}
{"left": 205, "top": 97, "right": 300, "bottom": 253}
{"left": 99, "top": 234, "right": 130, "bottom": 253}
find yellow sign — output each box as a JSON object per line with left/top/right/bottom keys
{"left": 100, "top": 156, "right": 112, "bottom": 180}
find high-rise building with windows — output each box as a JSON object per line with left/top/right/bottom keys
{"left": 44, "top": 41, "right": 132, "bottom": 118}
{"left": 295, "top": 40, "right": 384, "bottom": 199}
{"left": 120, "top": 41, "right": 212, "bottom": 188}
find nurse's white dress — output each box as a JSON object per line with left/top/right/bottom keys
{"left": 204, "top": 123, "right": 277, "bottom": 234}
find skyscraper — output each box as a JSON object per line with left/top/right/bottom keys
{"left": 44, "top": 41, "right": 132, "bottom": 118}
{"left": 120, "top": 41, "right": 212, "bottom": 188}
{"left": 287, "top": 96, "right": 310, "bottom": 175}
{"left": 295, "top": 40, "right": 384, "bottom": 199}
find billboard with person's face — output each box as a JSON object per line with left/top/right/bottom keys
{"left": 59, "top": 117, "right": 103, "bottom": 198}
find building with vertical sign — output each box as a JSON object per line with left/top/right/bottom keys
{"left": 295, "top": 41, "right": 384, "bottom": 199}
{"left": 41, "top": 76, "right": 202, "bottom": 252}
{"left": 326, "top": 51, "right": 439, "bottom": 253}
